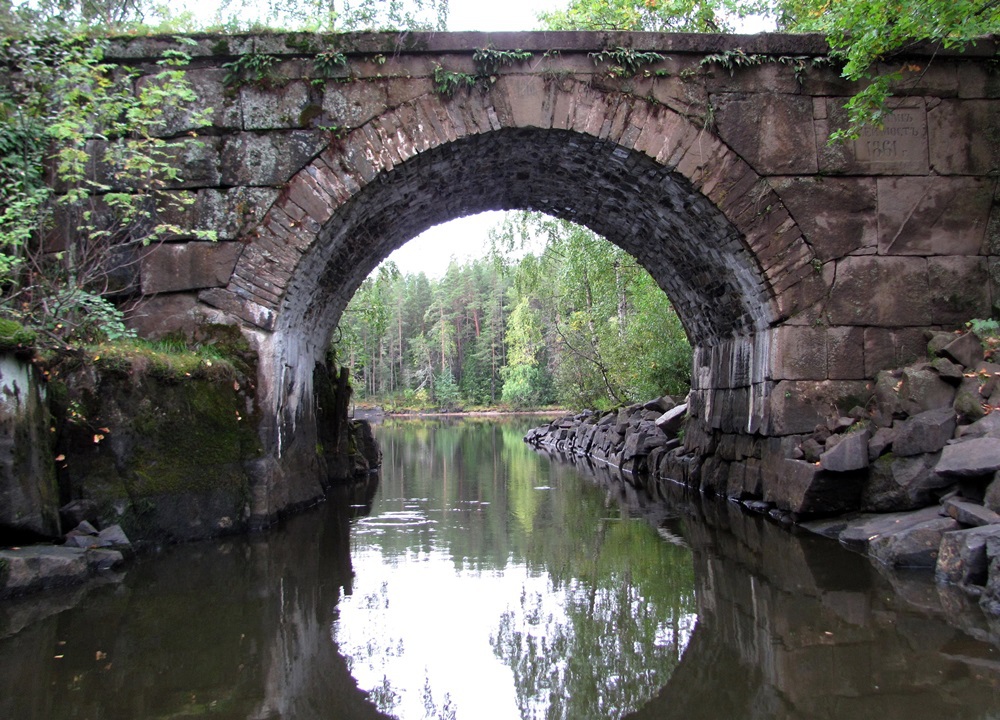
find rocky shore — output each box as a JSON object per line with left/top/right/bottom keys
{"left": 525, "top": 328, "right": 1000, "bottom": 618}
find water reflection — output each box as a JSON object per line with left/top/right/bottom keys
{"left": 335, "top": 418, "right": 696, "bottom": 719}
{"left": 0, "top": 417, "right": 999, "bottom": 719}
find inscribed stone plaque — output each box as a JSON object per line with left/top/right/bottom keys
{"left": 850, "top": 106, "right": 929, "bottom": 174}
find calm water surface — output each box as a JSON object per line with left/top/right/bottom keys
{"left": 1, "top": 416, "right": 999, "bottom": 719}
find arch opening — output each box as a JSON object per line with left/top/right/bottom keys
{"left": 276, "top": 127, "right": 776, "bottom": 358}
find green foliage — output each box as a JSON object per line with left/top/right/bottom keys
{"left": 223, "top": 52, "right": 279, "bottom": 87}
{"left": 433, "top": 47, "right": 533, "bottom": 98}
{"left": 541, "top": 0, "right": 1000, "bottom": 138}
{"left": 314, "top": 49, "right": 349, "bottom": 77}
{"left": 211, "top": 0, "right": 449, "bottom": 32}
{"left": 589, "top": 47, "right": 665, "bottom": 78}
{"left": 968, "top": 317, "right": 1000, "bottom": 337}
{"left": 432, "top": 63, "right": 478, "bottom": 96}
{"left": 472, "top": 47, "right": 533, "bottom": 76}
{"left": 539, "top": 0, "right": 768, "bottom": 32}
{"left": 338, "top": 212, "right": 692, "bottom": 411}
{"left": 779, "top": 0, "right": 1000, "bottom": 138}
{"left": 0, "top": 28, "right": 214, "bottom": 350}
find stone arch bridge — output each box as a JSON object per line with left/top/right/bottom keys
{"left": 99, "top": 31, "right": 999, "bottom": 520}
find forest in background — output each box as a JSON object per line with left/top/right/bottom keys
{"left": 337, "top": 213, "right": 692, "bottom": 411}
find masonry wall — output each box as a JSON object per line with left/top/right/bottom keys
{"left": 75, "top": 31, "right": 1000, "bottom": 515}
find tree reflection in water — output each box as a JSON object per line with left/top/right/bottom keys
{"left": 334, "top": 417, "right": 698, "bottom": 719}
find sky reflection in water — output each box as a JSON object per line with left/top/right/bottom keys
{"left": 333, "top": 417, "right": 698, "bottom": 719}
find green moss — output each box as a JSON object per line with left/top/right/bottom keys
{"left": 299, "top": 103, "right": 323, "bottom": 126}
{"left": 0, "top": 318, "right": 36, "bottom": 350}
{"left": 211, "top": 39, "right": 230, "bottom": 56}
{"left": 87, "top": 338, "right": 238, "bottom": 383}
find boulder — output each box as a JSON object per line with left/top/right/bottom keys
{"left": 838, "top": 505, "right": 944, "bottom": 551}
{"left": 936, "top": 437, "right": 1000, "bottom": 477}
{"left": 927, "top": 331, "right": 958, "bottom": 357}
{"left": 644, "top": 396, "right": 677, "bottom": 413}
{"left": 953, "top": 376, "right": 987, "bottom": 424}
{"left": 0, "top": 546, "right": 90, "bottom": 597}
{"left": 942, "top": 497, "right": 1000, "bottom": 527}
{"left": 66, "top": 520, "right": 99, "bottom": 537}
{"left": 930, "top": 356, "right": 965, "bottom": 382}
{"left": 892, "top": 407, "right": 956, "bottom": 456}
{"left": 861, "top": 452, "right": 949, "bottom": 512}
{"left": 97, "top": 524, "right": 131, "bottom": 547}
{"left": 957, "top": 412, "right": 1000, "bottom": 439}
{"left": 58, "top": 499, "right": 100, "bottom": 530}
{"left": 940, "top": 331, "right": 984, "bottom": 370}
{"left": 986, "top": 473, "right": 1000, "bottom": 513}
{"left": 85, "top": 548, "right": 124, "bottom": 572}
{"left": 655, "top": 403, "right": 687, "bottom": 435}
{"left": 936, "top": 524, "right": 1000, "bottom": 585}
{"left": 801, "top": 437, "right": 824, "bottom": 463}
{"left": 819, "top": 430, "right": 870, "bottom": 472}
{"left": 868, "top": 516, "right": 959, "bottom": 568}
{"left": 897, "top": 365, "right": 957, "bottom": 416}
{"left": 868, "top": 426, "right": 896, "bottom": 460}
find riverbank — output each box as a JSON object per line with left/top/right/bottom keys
{"left": 524, "top": 327, "right": 1000, "bottom": 622}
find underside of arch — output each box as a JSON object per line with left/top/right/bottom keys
{"left": 276, "top": 126, "right": 777, "bottom": 351}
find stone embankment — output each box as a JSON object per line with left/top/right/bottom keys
{"left": 526, "top": 329, "right": 1000, "bottom": 618}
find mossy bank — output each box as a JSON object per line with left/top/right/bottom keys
{"left": 0, "top": 327, "right": 377, "bottom": 550}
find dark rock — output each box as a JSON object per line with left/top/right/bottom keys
{"left": 97, "top": 524, "right": 131, "bottom": 547}
{"left": 85, "top": 548, "right": 124, "bottom": 572}
{"left": 644, "top": 396, "right": 677, "bottom": 413}
{"left": 977, "top": 361, "right": 1000, "bottom": 399}
{"left": 953, "top": 376, "right": 987, "bottom": 424}
{"left": 931, "top": 356, "right": 965, "bottom": 382}
{"left": 812, "top": 425, "right": 832, "bottom": 443}
{"left": 62, "top": 534, "right": 109, "bottom": 548}
{"left": 763, "top": 458, "right": 865, "bottom": 516}
{"left": 942, "top": 497, "right": 1000, "bottom": 527}
{"left": 898, "top": 365, "right": 958, "bottom": 416}
{"left": 828, "top": 416, "right": 855, "bottom": 432}
{"left": 958, "top": 412, "right": 1000, "bottom": 439}
{"left": 928, "top": 331, "right": 958, "bottom": 357}
{"left": 983, "top": 536, "right": 1000, "bottom": 614}
{"left": 868, "top": 426, "right": 896, "bottom": 460}
{"left": 874, "top": 370, "right": 905, "bottom": 419}
{"left": 955, "top": 412, "right": 1000, "bottom": 438}
{"left": 861, "top": 452, "right": 950, "bottom": 512}
{"left": 799, "top": 516, "right": 851, "bottom": 539}
{"left": 820, "top": 429, "right": 870, "bottom": 472}
{"left": 986, "top": 473, "right": 1000, "bottom": 513}
{"left": 940, "top": 331, "right": 985, "bottom": 370}
{"left": 937, "top": 437, "right": 1000, "bottom": 477}
{"left": 66, "top": 520, "right": 99, "bottom": 537}
{"left": 790, "top": 446, "right": 804, "bottom": 460}
{"left": 868, "top": 516, "right": 959, "bottom": 568}
{"left": 59, "top": 499, "right": 100, "bottom": 531}
{"left": 838, "top": 506, "right": 943, "bottom": 551}
{"left": 936, "top": 524, "right": 1000, "bottom": 585}
{"left": 800, "top": 437, "right": 823, "bottom": 463}
{"left": 848, "top": 406, "right": 868, "bottom": 420}
{"left": 893, "top": 407, "right": 956, "bottom": 456}
{"left": 0, "top": 546, "right": 90, "bottom": 597}
{"left": 654, "top": 403, "right": 687, "bottom": 435}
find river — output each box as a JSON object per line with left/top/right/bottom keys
{"left": 1, "top": 416, "right": 999, "bottom": 719}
